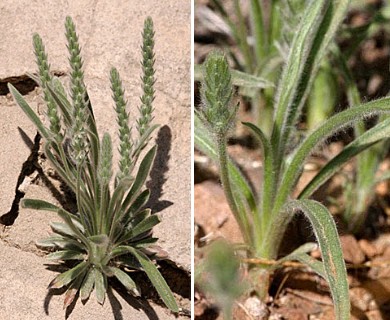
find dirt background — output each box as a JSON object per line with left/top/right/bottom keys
{"left": 0, "top": 1, "right": 191, "bottom": 319}
{"left": 194, "top": 0, "right": 390, "bottom": 319}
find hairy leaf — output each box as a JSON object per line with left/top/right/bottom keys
{"left": 49, "top": 261, "right": 88, "bottom": 289}
{"left": 108, "top": 266, "right": 140, "bottom": 296}
{"left": 286, "top": 200, "right": 350, "bottom": 320}
{"left": 80, "top": 267, "right": 95, "bottom": 301}
{"left": 130, "top": 248, "right": 179, "bottom": 312}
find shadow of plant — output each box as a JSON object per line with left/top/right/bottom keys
{"left": 43, "top": 278, "right": 160, "bottom": 320}
{"left": 146, "top": 125, "right": 173, "bottom": 214}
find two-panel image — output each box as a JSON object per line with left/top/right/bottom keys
{"left": 0, "top": 1, "right": 389, "bottom": 319}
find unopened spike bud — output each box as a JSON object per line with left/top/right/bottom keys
{"left": 199, "top": 52, "right": 237, "bottom": 137}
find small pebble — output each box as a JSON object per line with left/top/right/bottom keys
{"left": 244, "top": 296, "right": 269, "bottom": 320}
{"left": 358, "top": 239, "right": 377, "bottom": 258}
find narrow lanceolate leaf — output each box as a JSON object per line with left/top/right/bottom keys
{"left": 21, "top": 199, "right": 61, "bottom": 212}
{"left": 36, "top": 236, "right": 65, "bottom": 249}
{"left": 299, "top": 116, "right": 390, "bottom": 199}
{"left": 44, "top": 143, "right": 76, "bottom": 190}
{"left": 249, "top": 0, "right": 266, "bottom": 64}
{"left": 49, "top": 261, "right": 88, "bottom": 289}
{"left": 272, "top": 0, "right": 350, "bottom": 172}
{"left": 50, "top": 222, "right": 78, "bottom": 238}
{"left": 116, "top": 255, "right": 142, "bottom": 270}
{"left": 194, "top": 64, "right": 274, "bottom": 89}
{"left": 106, "top": 177, "right": 133, "bottom": 229}
{"left": 36, "top": 236, "right": 84, "bottom": 251}
{"left": 129, "top": 208, "right": 151, "bottom": 227}
{"left": 8, "top": 84, "right": 50, "bottom": 140}
{"left": 94, "top": 269, "right": 107, "bottom": 305}
{"left": 285, "top": 200, "right": 350, "bottom": 320}
{"left": 126, "top": 189, "right": 150, "bottom": 217}
{"left": 271, "top": 0, "right": 330, "bottom": 162}
{"left": 98, "top": 133, "right": 113, "bottom": 186}
{"left": 119, "top": 211, "right": 161, "bottom": 243}
{"left": 279, "top": 242, "right": 318, "bottom": 261}
{"left": 80, "top": 267, "right": 95, "bottom": 301}
{"left": 108, "top": 266, "right": 140, "bottom": 296}
{"left": 133, "top": 237, "right": 159, "bottom": 248}
{"left": 292, "top": 253, "right": 326, "bottom": 279}
{"left": 275, "top": 96, "right": 390, "bottom": 216}
{"left": 277, "top": 243, "right": 326, "bottom": 278}
{"left": 57, "top": 209, "right": 90, "bottom": 249}
{"left": 64, "top": 269, "right": 86, "bottom": 309}
{"left": 132, "top": 124, "right": 159, "bottom": 160}
{"left": 107, "top": 245, "right": 134, "bottom": 260}
{"left": 130, "top": 248, "right": 179, "bottom": 313}
{"left": 97, "top": 133, "right": 112, "bottom": 232}
{"left": 122, "top": 146, "right": 156, "bottom": 210}
{"left": 47, "top": 250, "right": 85, "bottom": 261}
{"left": 242, "top": 122, "right": 275, "bottom": 240}
{"left": 233, "top": 0, "right": 253, "bottom": 72}
{"left": 47, "top": 81, "right": 72, "bottom": 127}
{"left": 120, "top": 190, "right": 151, "bottom": 228}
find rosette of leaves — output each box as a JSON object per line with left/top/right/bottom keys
{"left": 7, "top": 16, "right": 178, "bottom": 312}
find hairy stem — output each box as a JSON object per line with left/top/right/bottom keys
{"left": 216, "top": 135, "right": 251, "bottom": 245}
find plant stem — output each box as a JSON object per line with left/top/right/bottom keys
{"left": 248, "top": 267, "right": 271, "bottom": 300}
{"left": 216, "top": 135, "right": 250, "bottom": 245}
{"left": 260, "top": 216, "right": 291, "bottom": 259}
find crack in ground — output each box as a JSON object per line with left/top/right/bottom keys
{"left": 0, "top": 132, "right": 41, "bottom": 226}
{"left": 0, "top": 236, "right": 46, "bottom": 257}
{"left": 0, "top": 72, "right": 65, "bottom": 95}
{"left": 0, "top": 75, "right": 38, "bottom": 95}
